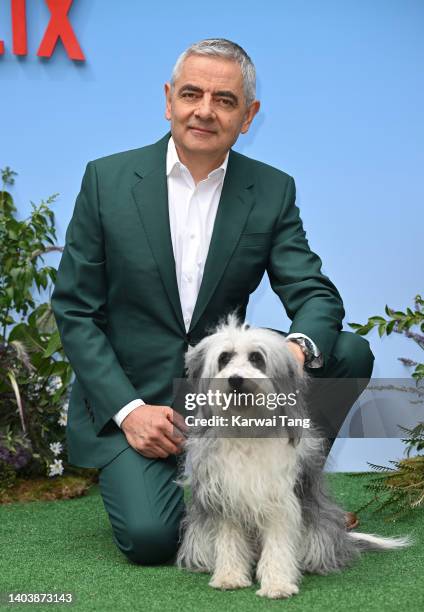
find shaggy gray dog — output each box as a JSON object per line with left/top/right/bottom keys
{"left": 175, "top": 314, "right": 411, "bottom": 599}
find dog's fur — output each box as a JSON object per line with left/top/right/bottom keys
{"left": 175, "top": 314, "right": 412, "bottom": 599}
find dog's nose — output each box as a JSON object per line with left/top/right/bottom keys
{"left": 228, "top": 375, "right": 244, "bottom": 391}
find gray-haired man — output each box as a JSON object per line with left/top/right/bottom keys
{"left": 51, "top": 38, "right": 373, "bottom": 566}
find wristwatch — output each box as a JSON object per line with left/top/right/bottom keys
{"left": 287, "top": 336, "right": 317, "bottom": 367}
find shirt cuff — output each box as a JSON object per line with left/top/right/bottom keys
{"left": 285, "top": 333, "right": 324, "bottom": 368}
{"left": 113, "top": 399, "right": 145, "bottom": 428}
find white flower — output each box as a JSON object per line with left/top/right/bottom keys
{"left": 48, "top": 459, "right": 64, "bottom": 477}
{"left": 47, "top": 376, "right": 63, "bottom": 393}
{"left": 58, "top": 411, "right": 67, "bottom": 426}
{"left": 57, "top": 400, "right": 69, "bottom": 426}
{"left": 49, "top": 442, "right": 63, "bottom": 456}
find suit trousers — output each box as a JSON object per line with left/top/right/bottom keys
{"left": 98, "top": 330, "right": 375, "bottom": 566}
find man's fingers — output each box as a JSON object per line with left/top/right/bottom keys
{"left": 157, "top": 410, "right": 187, "bottom": 443}
{"left": 138, "top": 444, "right": 168, "bottom": 459}
{"left": 124, "top": 405, "right": 187, "bottom": 457}
{"left": 129, "top": 436, "right": 173, "bottom": 459}
{"left": 163, "top": 407, "right": 189, "bottom": 434}
{"left": 149, "top": 425, "right": 183, "bottom": 455}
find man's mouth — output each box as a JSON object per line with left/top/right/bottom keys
{"left": 188, "top": 126, "right": 216, "bottom": 134}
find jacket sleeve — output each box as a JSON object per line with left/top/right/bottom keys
{"left": 51, "top": 161, "right": 141, "bottom": 435}
{"left": 267, "top": 176, "right": 345, "bottom": 369}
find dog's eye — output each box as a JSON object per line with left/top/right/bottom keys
{"left": 249, "top": 351, "right": 265, "bottom": 368}
{"left": 218, "top": 351, "right": 232, "bottom": 370}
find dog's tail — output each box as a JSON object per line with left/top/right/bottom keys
{"left": 348, "top": 531, "right": 413, "bottom": 551}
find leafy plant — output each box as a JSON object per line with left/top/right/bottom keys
{"left": 349, "top": 295, "right": 424, "bottom": 380}
{"left": 0, "top": 166, "right": 75, "bottom": 485}
{"left": 348, "top": 295, "right": 424, "bottom": 520}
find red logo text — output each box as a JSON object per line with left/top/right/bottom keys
{"left": 0, "top": 0, "right": 85, "bottom": 60}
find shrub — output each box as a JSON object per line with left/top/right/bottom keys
{"left": 348, "top": 296, "right": 424, "bottom": 520}
{"left": 0, "top": 166, "right": 74, "bottom": 484}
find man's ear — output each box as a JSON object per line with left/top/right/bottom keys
{"left": 164, "top": 82, "right": 172, "bottom": 121}
{"left": 241, "top": 99, "right": 260, "bottom": 134}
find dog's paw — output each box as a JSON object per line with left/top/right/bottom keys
{"left": 256, "top": 582, "right": 299, "bottom": 599}
{"left": 209, "top": 573, "right": 252, "bottom": 590}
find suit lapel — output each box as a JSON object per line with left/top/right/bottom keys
{"left": 189, "top": 151, "right": 255, "bottom": 332}
{"left": 131, "top": 133, "right": 186, "bottom": 333}
{"left": 131, "top": 133, "right": 255, "bottom": 336}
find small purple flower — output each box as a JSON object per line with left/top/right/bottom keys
{"left": 0, "top": 437, "right": 32, "bottom": 470}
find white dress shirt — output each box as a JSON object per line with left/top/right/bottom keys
{"left": 112, "top": 136, "right": 322, "bottom": 428}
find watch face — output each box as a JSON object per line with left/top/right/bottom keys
{"left": 303, "top": 338, "right": 315, "bottom": 355}
{"left": 298, "top": 338, "right": 314, "bottom": 363}
{"left": 288, "top": 337, "right": 316, "bottom": 364}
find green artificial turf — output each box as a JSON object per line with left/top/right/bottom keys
{"left": 0, "top": 473, "right": 422, "bottom": 612}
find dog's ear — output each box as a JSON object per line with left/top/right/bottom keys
{"left": 184, "top": 343, "right": 205, "bottom": 382}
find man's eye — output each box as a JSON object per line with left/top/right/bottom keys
{"left": 217, "top": 98, "right": 234, "bottom": 107}
{"left": 181, "top": 92, "right": 197, "bottom": 99}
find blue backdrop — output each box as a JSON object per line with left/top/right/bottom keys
{"left": 1, "top": 0, "right": 422, "bottom": 470}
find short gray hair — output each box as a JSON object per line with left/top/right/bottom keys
{"left": 170, "top": 38, "right": 256, "bottom": 107}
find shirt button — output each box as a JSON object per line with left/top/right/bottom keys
{"left": 190, "top": 233, "right": 196, "bottom": 239}
{"left": 187, "top": 275, "right": 192, "bottom": 283}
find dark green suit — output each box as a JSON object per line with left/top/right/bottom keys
{"left": 51, "top": 131, "right": 374, "bottom": 564}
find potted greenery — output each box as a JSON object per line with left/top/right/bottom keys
{"left": 348, "top": 296, "right": 424, "bottom": 520}
{"left": 0, "top": 167, "right": 97, "bottom": 503}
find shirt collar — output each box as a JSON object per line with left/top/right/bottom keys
{"left": 166, "top": 134, "right": 229, "bottom": 181}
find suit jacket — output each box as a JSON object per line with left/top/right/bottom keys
{"left": 50, "top": 131, "right": 345, "bottom": 469}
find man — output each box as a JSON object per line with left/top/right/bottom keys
{"left": 51, "top": 38, "right": 374, "bottom": 566}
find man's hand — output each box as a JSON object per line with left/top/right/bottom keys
{"left": 121, "top": 404, "right": 188, "bottom": 459}
{"left": 286, "top": 340, "right": 305, "bottom": 367}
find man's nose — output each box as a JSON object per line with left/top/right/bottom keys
{"left": 194, "top": 94, "right": 215, "bottom": 119}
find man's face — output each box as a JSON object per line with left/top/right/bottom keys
{"left": 165, "top": 54, "right": 260, "bottom": 160}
